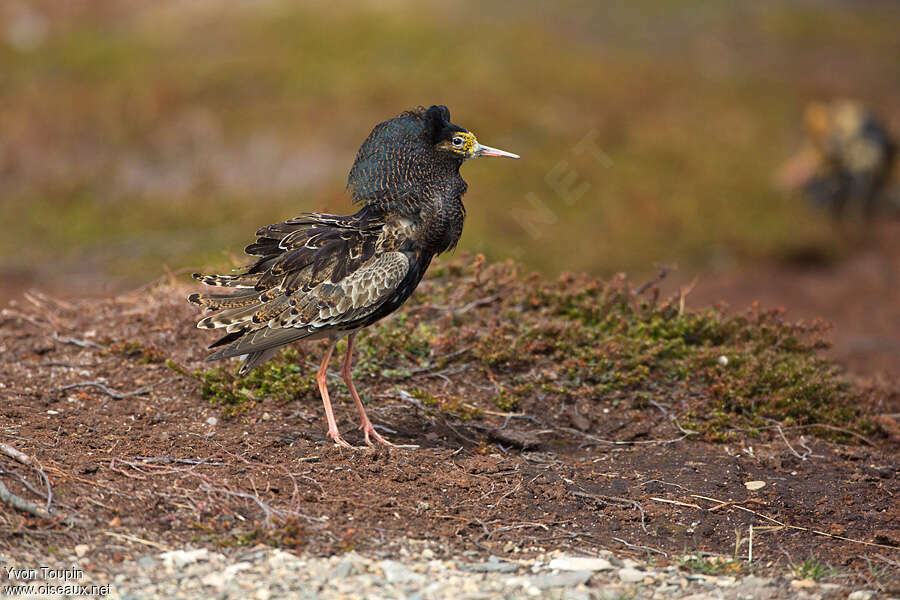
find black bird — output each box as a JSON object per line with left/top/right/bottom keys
{"left": 189, "top": 106, "right": 518, "bottom": 448}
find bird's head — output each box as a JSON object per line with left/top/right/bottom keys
{"left": 423, "top": 105, "right": 519, "bottom": 162}
{"left": 348, "top": 105, "right": 518, "bottom": 210}
{"left": 803, "top": 102, "right": 831, "bottom": 149}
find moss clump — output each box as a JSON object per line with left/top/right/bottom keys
{"left": 680, "top": 555, "right": 746, "bottom": 576}
{"left": 214, "top": 519, "right": 306, "bottom": 550}
{"left": 416, "top": 258, "right": 866, "bottom": 442}
{"left": 406, "top": 388, "right": 482, "bottom": 421}
{"left": 196, "top": 368, "right": 257, "bottom": 414}
{"left": 106, "top": 340, "right": 168, "bottom": 364}
{"left": 196, "top": 348, "right": 316, "bottom": 415}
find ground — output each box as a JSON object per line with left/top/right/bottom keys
{"left": 1, "top": 236, "right": 898, "bottom": 596}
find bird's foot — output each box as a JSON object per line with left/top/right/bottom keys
{"left": 327, "top": 429, "right": 356, "bottom": 449}
{"left": 360, "top": 422, "right": 395, "bottom": 447}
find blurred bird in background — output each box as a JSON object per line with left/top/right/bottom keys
{"left": 189, "top": 106, "right": 518, "bottom": 448}
{"left": 778, "top": 100, "right": 896, "bottom": 218}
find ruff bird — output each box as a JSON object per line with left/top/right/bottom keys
{"left": 189, "top": 105, "right": 518, "bottom": 447}
{"left": 779, "top": 100, "right": 895, "bottom": 218}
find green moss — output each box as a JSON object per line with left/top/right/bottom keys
{"left": 194, "top": 348, "right": 317, "bottom": 416}
{"left": 409, "top": 388, "right": 481, "bottom": 420}
{"left": 195, "top": 368, "right": 257, "bottom": 416}
{"left": 680, "top": 555, "right": 746, "bottom": 576}
{"left": 215, "top": 519, "right": 306, "bottom": 550}
{"left": 106, "top": 340, "right": 167, "bottom": 364}
{"left": 415, "top": 260, "right": 868, "bottom": 442}
{"left": 165, "top": 359, "right": 190, "bottom": 377}
{"left": 793, "top": 555, "right": 839, "bottom": 581}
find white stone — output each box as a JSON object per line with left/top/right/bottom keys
{"left": 268, "top": 550, "right": 303, "bottom": 569}
{"left": 744, "top": 480, "right": 766, "bottom": 490}
{"left": 715, "top": 576, "right": 736, "bottom": 586}
{"left": 200, "top": 572, "right": 225, "bottom": 588}
{"left": 848, "top": 592, "right": 875, "bottom": 600}
{"left": 74, "top": 544, "right": 90, "bottom": 557}
{"left": 618, "top": 567, "right": 645, "bottom": 583}
{"left": 380, "top": 560, "right": 425, "bottom": 584}
{"left": 206, "top": 417, "right": 218, "bottom": 426}
{"left": 547, "top": 557, "right": 614, "bottom": 572}
{"left": 254, "top": 588, "right": 271, "bottom": 600}
{"left": 791, "top": 579, "right": 817, "bottom": 589}
{"left": 222, "top": 562, "right": 252, "bottom": 580}
{"left": 160, "top": 548, "right": 211, "bottom": 569}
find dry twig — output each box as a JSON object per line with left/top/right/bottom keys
{"left": 104, "top": 531, "right": 170, "bottom": 551}
{"left": 1, "top": 442, "right": 52, "bottom": 508}
{"left": 571, "top": 490, "right": 648, "bottom": 533}
{"left": 59, "top": 381, "right": 151, "bottom": 399}
{"left": 650, "top": 497, "right": 702, "bottom": 509}
{"left": 633, "top": 266, "right": 671, "bottom": 296}
{"left": 612, "top": 536, "right": 668, "bottom": 557}
{"left": 52, "top": 332, "right": 104, "bottom": 350}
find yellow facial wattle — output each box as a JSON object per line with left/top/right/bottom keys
{"left": 456, "top": 132, "right": 477, "bottom": 156}
{"left": 438, "top": 131, "right": 478, "bottom": 158}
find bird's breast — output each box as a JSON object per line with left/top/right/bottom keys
{"left": 413, "top": 180, "right": 467, "bottom": 254}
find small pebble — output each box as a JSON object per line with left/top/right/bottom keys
{"left": 530, "top": 570, "right": 591, "bottom": 589}
{"left": 254, "top": 588, "right": 271, "bottom": 600}
{"left": 467, "top": 555, "right": 517, "bottom": 573}
{"left": 381, "top": 559, "right": 425, "bottom": 584}
{"left": 547, "top": 556, "right": 613, "bottom": 572}
{"left": 160, "top": 548, "right": 211, "bottom": 569}
{"left": 618, "top": 567, "right": 645, "bottom": 583}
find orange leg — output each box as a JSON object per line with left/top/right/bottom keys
{"left": 342, "top": 333, "right": 394, "bottom": 447}
{"left": 315, "top": 341, "right": 353, "bottom": 448}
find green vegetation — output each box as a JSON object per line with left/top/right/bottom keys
{"left": 792, "top": 555, "right": 838, "bottom": 581}
{"left": 193, "top": 257, "right": 869, "bottom": 442}
{"left": 199, "top": 519, "right": 307, "bottom": 551}
{"left": 196, "top": 348, "right": 316, "bottom": 415}
{"left": 679, "top": 554, "right": 746, "bottom": 576}
{"left": 105, "top": 339, "right": 168, "bottom": 364}
{"left": 2, "top": 2, "right": 898, "bottom": 289}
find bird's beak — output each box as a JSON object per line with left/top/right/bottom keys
{"left": 474, "top": 143, "right": 520, "bottom": 159}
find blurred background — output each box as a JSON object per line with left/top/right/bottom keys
{"left": 1, "top": 0, "right": 898, "bottom": 303}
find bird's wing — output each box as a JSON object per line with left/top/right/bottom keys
{"left": 189, "top": 212, "right": 412, "bottom": 373}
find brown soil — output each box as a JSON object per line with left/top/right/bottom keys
{"left": 1, "top": 236, "right": 898, "bottom": 589}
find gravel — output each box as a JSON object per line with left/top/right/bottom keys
{"left": 0, "top": 545, "right": 890, "bottom": 599}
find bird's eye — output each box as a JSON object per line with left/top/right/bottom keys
{"left": 452, "top": 136, "right": 464, "bottom": 147}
